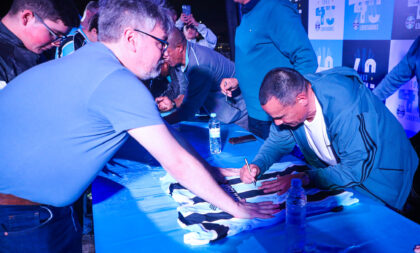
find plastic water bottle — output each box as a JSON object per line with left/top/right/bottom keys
{"left": 286, "top": 178, "right": 307, "bottom": 252}
{"left": 209, "top": 113, "right": 221, "bottom": 154}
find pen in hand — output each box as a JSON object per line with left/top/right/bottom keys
{"left": 244, "top": 158, "right": 256, "bottom": 186}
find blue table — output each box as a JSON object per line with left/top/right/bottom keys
{"left": 92, "top": 122, "right": 420, "bottom": 252}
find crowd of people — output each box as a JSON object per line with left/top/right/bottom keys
{"left": 0, "top": 0, "right": 419, "bottom": 252}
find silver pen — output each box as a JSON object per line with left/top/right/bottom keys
{"left": 224, "top": 81, "right": 228, "bottom": 102}
{"left": 244, "top": 158, "right": 256, "bottom": 186}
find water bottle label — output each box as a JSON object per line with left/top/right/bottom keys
{"left": 209, "top": 128, "right": 220, "bottom": 138}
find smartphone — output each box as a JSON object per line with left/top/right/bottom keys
{"left": 182, "top": 5, "right": 191, "bottom": 15}
{"left": 228, "top": 134, "right": 257, "bottom": 145}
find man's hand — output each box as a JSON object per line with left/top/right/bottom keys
{"left": 128, "top": 125, "right": 279, "bottom": 220}
{"left": 220, "top": 78, "right": 239, "bottom": 97}
{"left": 259, "top": 172, "right": 308, "bottom": 195}
{"left": 173, "top": 94, "right": 184, "bottom": 108}
{"left": 240, "top": 164, "right": 260, "bottom": 184}
{"left": 233, "top": 200, "right": 280, "bottom": 219}
{"left": 156, "top": 96, "right": 174, "bottom": 112}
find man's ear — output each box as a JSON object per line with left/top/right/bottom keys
{"left": 123, "top": 28, "right": 138, "bottom": 52}
{"left": 296, "top": 92, "right": 308, "bottom": 106}
{"left": 20, "top": 10, "right": 35, "bottom": 27}
{"left": 176, "top": 43, "right": 184, "bottom": 53}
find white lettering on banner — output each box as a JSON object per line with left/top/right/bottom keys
{"left": 354, "top": 57, "right": 377, "bottom": 90}
{"left": 353, "top": 58, "right": 361, "bottom": 71}
{"left": 359, "top": 24, "right": 379, "bottom": 30}
{"left": 317, "top": 49, "right": 334, "bottom": 72}
{"left": 349, "top": 0, "right": 381, "bottom": 27}
{"left": 365, "top": 59, "right": 376, "bottom": 74}
{"left": 407, "top": 0, "right": 420, "bottom": 19}
{"left": 315, "top": 0, "right": 336, "bottom": 31}
{"left": 353, "top": 58, "right": 376, "bottom": 74}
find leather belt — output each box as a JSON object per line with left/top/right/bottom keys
{"left": 0, "top": 193, "right": 39, "bottom": 205}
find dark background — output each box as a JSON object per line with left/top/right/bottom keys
{"left": 0, "top": 0, "right": 230, "bottom": 42}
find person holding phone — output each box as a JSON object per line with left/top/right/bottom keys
{"left": 175, "top": 5, "right": 217, "bottom": 49}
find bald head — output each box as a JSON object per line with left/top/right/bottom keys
{"left": 164, "top": 27, "right": 187, "bottom": 67}
{"left": 167, "top": 27, "right": 186, "bottom": 49}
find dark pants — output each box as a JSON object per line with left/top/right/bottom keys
{"left": 403, "top": 131, "right": 420, "bottom": 224}
{"left": 248, "top": 116, "right": 272, "bottom": 140}
{"left": 0, "top": 205, "right": 82, "bottom": 253}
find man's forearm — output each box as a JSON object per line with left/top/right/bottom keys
{"left": 129, "top": 125, "right": 242, "bottom": 217}
{"left": 253, "top": 126, "right": 295, "bottom": 176}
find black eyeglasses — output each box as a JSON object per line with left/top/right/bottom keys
{"left": 134, "top": 29, "right": 169, "bottom": 52}
{"left": 33, "top": 13, "right": 67, "bottom": 44}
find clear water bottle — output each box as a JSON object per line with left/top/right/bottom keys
{"left": 286, "top": 178, "right": 307, "bottom": 252}
{"left": 209, "top": 113, "right": 221, "bottom": 154}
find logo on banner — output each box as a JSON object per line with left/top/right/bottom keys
{"left": 397, "top": 80, "right": 419, "bottom": 119}
{"left": 406, "top": 0, "right": 420, "bottom": 30}
{"left": 316, "top": 47, "right": 334, "bottom": 72}
{"left": 349, "top": 0, "right": 381, "bottom": 31}
{"left": 353, "top": 50, "right": 377, "bottom": 90}
{"left": 315, "top": 0, "right": 336, "bottom": 31}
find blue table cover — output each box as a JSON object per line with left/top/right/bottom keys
{"left": 92, "top": 121, "right": 420, "bottom": 252}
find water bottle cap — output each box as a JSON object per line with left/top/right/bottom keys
{"left": 210, "top": 113, "right": 216, "bottom": 118}
{"left": 291, "top": 178, "right": 302, "bottom": 187}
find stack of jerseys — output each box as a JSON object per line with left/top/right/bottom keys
{"left": 160, "top": 162, "right": 359, "bottom": 245}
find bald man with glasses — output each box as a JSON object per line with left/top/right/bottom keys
{"left": 0, "top": 0, "right": 79, "bottom": 88}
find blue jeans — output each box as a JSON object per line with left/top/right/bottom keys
{"left": 0, "top": 205, "right": 82, "bottom": 253}
{"left": 248, "top": 116, "right": 272, "bottom": 140}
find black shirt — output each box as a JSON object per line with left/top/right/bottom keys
{"left": 0, "top": 22, "right": 40, "bottom": 83}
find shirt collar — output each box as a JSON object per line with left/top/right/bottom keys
{"left": 0, "top": 21, "right": 26, "bottom": 48}
{"left": 241, "top": 0, "right": 260, "bottom": 14}
{"left": 181, "top": 41, "right": 190, "bottom": 72}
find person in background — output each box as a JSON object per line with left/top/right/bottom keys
{"left": 167, "top": 6, "right": 178, "bottom": 23}
{"left": 145, "top": 6, "right": 189, "bottom": 105}
{"left": 175, "top": 11, "right": 217, "bottom": 49}
{"left": 0, "top": 1, "right": 279, "bottom": 251}
{"left": 153, "top": 62, "right": 189, "bottom": 107}
{"left": 372, "top": 36, "right": 420, "bottom": 222}
{"left": 221, "top": 0, "right": 317, "bottom": 139}
{"left": 239, "top": 67, "right": 419, "bottom": 221}
{"left": 159, "top": 27, "right": 248, "bottom": 129}
{"left": 0, "top": 0, "right": 79, "bottom": 89}
{"left": 55, "top": 1, "right": 99, "bottom": 58}
{"left": 373, "top": 37, "right": 420, "bottom": 148}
